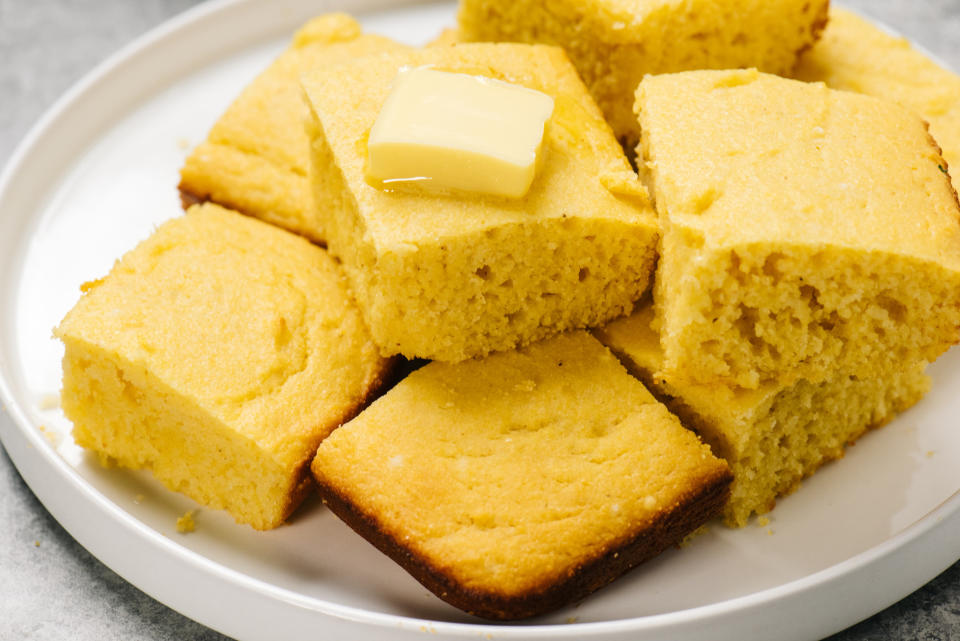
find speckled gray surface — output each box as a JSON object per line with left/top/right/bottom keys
{"left": 1, "top": 1, "right": 958, "bottom": 639}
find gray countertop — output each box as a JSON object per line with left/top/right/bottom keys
{"left": 1, "top": 1, "right": 959, "bottom": 639}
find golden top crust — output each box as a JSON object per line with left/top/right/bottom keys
{"left": 178, "top": 14, "right": 408, "bottom": 241}
{"left": 794, "top": 7, "right": 960, "bottom": 194}
{"left": 637, "top": 69, "right": 960, "bottom": 268}
{"left": 301, "top": 43, "right": 655, "bottom": 250}
{"left": 56, "top": 203, "right": 390, "bottom": 464}
{"left": 457, "top": 0, "right": 829, "bottom": 142}
{"left": 312, "top": 332, "right": 728, "bottom": 598}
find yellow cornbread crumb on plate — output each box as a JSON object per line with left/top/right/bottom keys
{"left": 595, "top": 302, "right": 932, "bottom": 527}
{"left": 54, "top": 203, "right": 393, "bottom": 530}
{"left": 312, "top": 331, "right": 731, "bottom": 619}
{"left": 636, "top": 69, "right": 960, "bottom": 390}
{"left": 178, "top": 13, "right": 409, "bottom": 242}
{"left": 302, "top": 43, "right": 659, "bottom": 362}
{"left": 176, "top": 510, "right": 197, "bottom": 533}
{"left": 794, "top": 7, "right": 960, "bottom": 194}
{"left": 457, "top": 0, "right": 829, "bottom": 146}
{"left": 37, "top": 393, "right": 60, "bottom": 410}
{"left": 37, "top": 425, "right": 59, "bottom": 447}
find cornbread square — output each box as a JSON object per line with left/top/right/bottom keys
{"left": 302, "top": 44, "right": 659, "bottom": 362}
{"left": 595, "top": 304, "right": 931, "bottom": 527}
{"left": 794, "top": 7, "right": 960, "bottom": 193}
{"left": 457, "top": 0, "right": 829, "bottom": 146}
{"left": 178, "top": 14, "right": 408, "bottom": 243}
{"left": 55, "top": 203, "right": 393, "bottom": 530}
{"left": 312, "top": 332, "right": 731, "bottom": 619}
{"left": 638, "top": 69, "right": 960, "bottom": 389}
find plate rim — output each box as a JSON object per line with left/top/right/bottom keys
{"left": 1, "top": 1, "right": 958, "bottom": 639}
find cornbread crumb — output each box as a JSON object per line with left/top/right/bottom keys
{"left": 679, "top": 523, "right": 710, "bottom": 547}
{"left": 176, "top": 510, "right": 197, "bottom": 533}
{"left": 38, "top": 393, "right": 60, "bottom": 410}
{"left": 37, "top": 425, "right": 59, "bottom": 447}
{"left": 312, "top": 332, "right": 730, "bottom": 618}
{"left": 757, "top": 516, "right": 770, "bottom": 527}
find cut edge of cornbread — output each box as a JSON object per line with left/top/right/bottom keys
{"left": 59, "top": 334, "right": 318, "bottom": 530}
{"left": 302, "top": 43, "right": 660, "bottom": 362}
{"left": 595, "top": 304, "right": 932, "bottom": 527}
{"left": 310, "top": 331, "right": 732, "bottom": 619}
{"left": 652, "top": 240, "right": 960, "bottom": 390}
{"left": 636, "top": 70, "right": 960, "bottom": 389}
{"left": 54, "top": 203, "right": 397, "bottom": 530}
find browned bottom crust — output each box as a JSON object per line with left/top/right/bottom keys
{"left": 178, "top": 186, "right": 206, "bottom": 211}
{"left": 314, "top": 466, "right": 731, "bottom": 620}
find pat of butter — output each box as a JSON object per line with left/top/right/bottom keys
{"left": 366, "top": 67, "right": 554, "bottom": 199}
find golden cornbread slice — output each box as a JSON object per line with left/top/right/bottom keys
{"left": 178, "top": 14, "right": 408, "bottom": 243}
{"left": 794, "top": 7, "right": 960, "bottom": 193}
{"left": 302, "top": 44, "right": 659, "bottom": 362}
{"left": 54, "top": 203, "right": 393, "bottom": 530}
{"left": 456, "top": 0, "right": 829, "bottom": 146}
{"left": 312, "top": 332, "right": 731, "bottom": 619}
{"left": 637, "top": 69, "right": 960, "bottom": 389}
{"left": 594, "top": 304, "right": 931, "bottom": 527}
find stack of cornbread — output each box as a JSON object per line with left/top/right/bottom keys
{"left": 55, "top": 2, "right": 960, "bottom": 620}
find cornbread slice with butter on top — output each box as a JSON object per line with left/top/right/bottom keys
{"left": 638, "top": 69, "right": 960, "bottom": 390}
{"left": 794, "top": 7, "right": 960, "bottom": 194}
{"left": 595, "top": 303, "right": 931, "bottom": 527}
{"left": 457, "top": 0, "right": 829, "bottom": 146}
{"left": 301, "top": 43, "right": 659, "bottom": 362}
{"left": 312, "top": 331, "right": 731, "bottom": 619}
{"left": 55, "top": 203, "right": 394, "bottom": 530}
{"left": 179, "top": 14, "right": 409, "bottom": 243}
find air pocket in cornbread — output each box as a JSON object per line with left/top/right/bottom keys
{"left": 637, "top": 69, "right": 960, "bottom": 390}
{"left": 55, "top": 203, "right": 394, "bottom": 530}
{"left": 794, "top": 7, "right": 960, "bottom": 194}
{"left": 595, "top": 303, "right": 931, "bottom": 527}
{"left": 178, "top": 14, "right": 409, "bottom": 243}
{"left": 301, "top": 43, "right": 659, "bottom": 362}
{"left": 311, "top": 331, "right": 731, "bottom": 619}
{"left": 457, "top": 0, "right": 829, "bottom": 146}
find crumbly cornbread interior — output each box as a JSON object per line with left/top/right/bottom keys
{"left": 595, "top": 304, "right": 931, "bottom": 527}
{"left": 638, "top": 69, "right": 960, "bottom": 389}
{"left": 55, "top": 203, "right": 391, "bottom": 529}
{"left": 302, "top": 43, "right": 658, "bottom": 362}
{"left": 312, "top": 332, "right": 730, "bottom": 617}
{"left": 178, "top": 13, "right": 408, "bottom": 242}
{"left": 457, "top": 0, "right": 829, "bottom": 144}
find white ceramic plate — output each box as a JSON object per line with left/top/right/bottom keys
{"left": 1, "top": 1, "right": 958, "bottom": 640}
